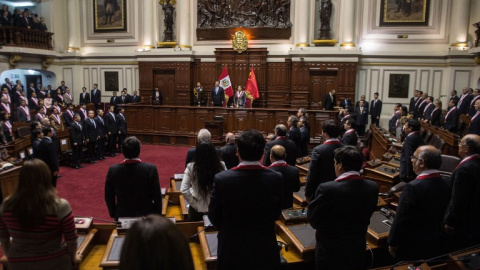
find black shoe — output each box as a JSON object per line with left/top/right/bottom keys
{"left": 90, "top": 161, "right": 95, "bottom": 164}
{"left": 75, "top": 165, "right": 80, "bottom": 169}
{"left": 78, "top": 164, "right": 84, "bottom": 168}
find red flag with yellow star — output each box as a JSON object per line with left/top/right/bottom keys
{"left": 245, "top": 68, "right": 259, "bottom": 100}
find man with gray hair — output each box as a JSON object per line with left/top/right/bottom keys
{"left": 220, "top": 132, "right": 239, "bottom": 169}
{"left": 185, "top": 128, "right": 221, "bottom": 168}
{"left": 263, "top": 124, "right": 296, "bottom": 166}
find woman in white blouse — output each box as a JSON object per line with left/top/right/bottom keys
{"left": 44, "top": 93, "right": 53, "bottom": 109}
{"left": 181, "top": 142, "right": 226, "bottom": 221}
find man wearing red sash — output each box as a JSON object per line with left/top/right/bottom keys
{"left": 444, "top": 134, "right": 480, "bottom": 250}
{"left": 104, "top": 136, "right": 162, "bottom": 220}
{"left": 268, "top": 145, "right": 300, "bottom": 209}
{"left": 209, "top": 129, "right": 283, "bottom": 270}
{"left": 399, "top": 119, "right": 424, "bottom": 182}
{"left": 308, "top": 146, "right": 378, "bottom": 270}
{"left": 16, "top": 99, "right": 30, "bottom": 122}
{"left": 388, "top": 145, "right": 451, "bottom": 260}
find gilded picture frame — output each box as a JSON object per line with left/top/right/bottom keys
{"left": 379, "top": 0, "right": 430, "bottom": 27}
{"left": 93, "top": 0, "right": 127, "bottom": 32}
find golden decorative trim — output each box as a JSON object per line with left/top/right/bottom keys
{"left": 295, "top": 43, "right": 311, "bottom": 47}
{"left": 159, "top": 0, "right": 176, "bottom": 4}
{"left": 340, "top": 42, "right": 356, "bottom": 47}
{"left": 360, "top": 62, "right": 475, "bottom": 67}
{"left": 450, "top": 42, "right": 468, "bottom": 47}
{"left": 475, "top": 56, "right": 480, "bottom": 65}
{"left": 41, "top": 57, "right": 53, "bottom": 70}
{"left": 312, "top": 40, "right": 337, "bottom": 46}
{"left": 55, "top": 61, "right": 139, "bottom": 66}
{"left": 232, "top": 31, "right": 248, "bottom": 53}
{"left": 142, "top": 45, "right": 155, "bottom": 49}
{"left": 67, "top": 47, "right": 80, "bottom": 51}
{"left": 178, "top": 45, "right": 192, "bottom": 49}
{"left": 157, "top": 41, "right": 178, "bottom": 48}
{"left": 9, "top": 54, "right": 21, "bottom": 68}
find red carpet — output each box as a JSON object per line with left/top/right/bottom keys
{"left": 56, "top": 145, "right": 190, "bottom": 221}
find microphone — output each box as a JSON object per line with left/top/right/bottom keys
{"left": 190, "top": 224, "right": 214, "bottom": 240}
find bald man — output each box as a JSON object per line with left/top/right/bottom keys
{"left": 219, "top": 132, "right": 239, "bottom": 169}
{"left": 388, "top": 145, "right": 451, "bottom": 261}
{"left": 268, "top": 145, "right": 300, "bottom": 209}
{"left": 263, "top": 124, "right": 297, "bottom": 166}
{"left": 444, "top": 134, "right": 480, "bottom": 250}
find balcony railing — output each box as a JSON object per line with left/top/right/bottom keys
{"left": 0, "top": 26, "right": 53, "bottom": 50}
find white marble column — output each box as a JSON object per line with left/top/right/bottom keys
{"left": 294, "top": 0, "right": 310, "bottom": 47}
{"left": 67, "top": 0, "right": 81, "bottom": 50}
{"left": 449, "top": 0, "right": 470, "bottom": 47}
{"left": 340, "top": 0, "right": 355, "bottom": 47}
{"left": 177, "top": 0, "right": 191, "bottom": 49}
{"left": 143, "top": 0, "right": 155, "bottom": 48}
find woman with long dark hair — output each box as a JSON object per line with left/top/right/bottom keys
{"left": 181, "top": 142, "right": 226, "bottom": 221}
{"left": 120, "top": 215, "right": 194, "bottom": 270}
{"left": 0, "top": 159, "right": 78, "bottom": 269}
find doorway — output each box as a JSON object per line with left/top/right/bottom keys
{"left": 153, "top": 70, "right": 175, "bottom": 105}
{"left": 309, "top": 70, "right": 337, "bottom": 109}
{"left": 25, "top": 75, "right": 42, "bottom": 87}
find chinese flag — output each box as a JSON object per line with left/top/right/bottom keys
{"left": 218, "top": 66, "right": 234, "bottom": 97}
{"left": 245, "top": 68, "right": 259, "bottom": 100}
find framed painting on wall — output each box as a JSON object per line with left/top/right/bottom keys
{"left": 379, "top": 0, "right": 430, "bottom": 26}
{"left": 105, "top": 71, "right": 119, "bottom": 92}
{"left": 388, "top": 74, "right": 410, "bottom": 98}
{"left": 93, "top": 0, "right": 127, "bottom": 32}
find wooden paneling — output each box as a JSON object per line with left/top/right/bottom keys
{"left": 121, "top": 105, "right": 338, "bottom": 146}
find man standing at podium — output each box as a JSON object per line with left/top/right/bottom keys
{"left": 211, "top": 81, "right": 224, "bottom": 107}
{"left": 308, "top": 146, "right": 378, "bottom": 270}
{"left": 209, "top": 129, "right": 283, "bottom": 270}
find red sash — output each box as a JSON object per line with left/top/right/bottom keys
{"left": 416, "top": 172, "right": 441, "bottom": 180}
{"left": 455, "top": 155, "right": 480, "bottom": 170}
{"left": 472, "top": 112, "right": 480, "bottom": 122}
{"left": 323, "top": 139, "right": 341, "bottom": 145}
{"left": 67, "top": 110, "right": 74, "bottom": 120}
{"left": 52, "top": 114, "right": 61, "bottom": 124}
{"left": 275, "top": 136, "right": 287, "bottom": 140}
{"left": 121, "top": 159, "right": 142, "bottom": 164}
{"left": 335, "top": 174, "right": 364, "bottom": 182}
{"left": 445, "top": 107, "right": 456, "bottom": 121}
{"left": 4, "top": 121, "right": 12, "bottom": 134}
{"left": 232, "top": 164, "right": 267, "bottom": 170}
{"left": 345, "top": 129, "right": 355, "bottom": 135}
{"left": 269, "top": 162, "right": 289, "bottom": 168}
{"left": 1, "top": 103, "right": 10, "bottom": 113}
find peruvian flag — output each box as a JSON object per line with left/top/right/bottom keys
{"left": 245, "top": 67, "right": 259, "bottom": 100}
{"left": 218, "top": 66, "right": 234, "bottom": 97}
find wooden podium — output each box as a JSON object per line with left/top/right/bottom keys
{"left": 204, "top": 120, "right": 224, "bottom": 144}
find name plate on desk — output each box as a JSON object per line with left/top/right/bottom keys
{"left": 281, "top": 208, "right": 308, "bottom": 224}
{"left": 117, "top": 217, "right": 142, "bottom": 234}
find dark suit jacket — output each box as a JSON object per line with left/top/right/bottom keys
{"left": 450, "top": 95, "right": 460, "bottom": 103}
{"left": 79, "top": 92, "right": 90, "bottom": 105}
{"left": 444, "top": 157, "right": 480, "bottom": 248}
{"left": 414, "top": 98, "right": 425, "bottom": 118}
{"left": 62, "top": 110, "right": 74, "bottom": 127}
{"left": 339, "top": 99, "right": 352, "bottom": 109}
{"left": 104, "top": 112, "right": 118, "bottom": 134}
{"left": 95, "top": 116, "right": 106, "bottom": 139}
{"left": 288, "top": 126, "right": 302, "bottom": 158}
{"left": 388, "top": 175, "right": 451, "bottom": 260}
{"left": 118, "top": 95, "right": 128, "bottom": 105}
{"left": 105, "top": 162, "right": 163, "bottom": 219}
{"left": 354, "top": 106, "right": 368, "bottom": 126}
{"left": 443, "top": 107, "right": 459, "bottom": 133}
{"left": 263, "top": 137, "right": 297, "bottom": 167}
{"left": 422, "top": 103, "right": 434, "bottom": 120}
{"left": 117, "top": 113, "right": 127, "bottom": 135}
{"left": 409, "top": 97, "right": 417, "bottom": 112}
{"left": 36, "top": 137, "right": 59, "bottom": 174}
{"left": 355, "top": 100, "right": 369, "bottom": 110}
{"left": 269, "top": 163, "right": 300, "bottom": 209}
{"left": 370, "top": 99, "right": 382, "bottom": 118}
{"left": 308, "top": 177, "right": 378, "bottom": 269}
{"left": 323, "top": 93, "right": 336, "bottom": 110}
{"left": 399, "top": 132, "right": 424, "bottom": 182}
{"left": 305, "top": 141, "right": 343, "bottom": 200}
{"left": 300, "top": 126, "right": 310, "bottom": 157}
{"left": 26, "top": 87, "right": 35, "bottom": 99}
{"left": 0, "top": 16, "right": 11, "bottom": 26}
{"left": 32, "top": 138, "right": 42, "bottom": 158}
{"left": 219, "top": 143, "right": 239, "bottom": 169}
{"left": 211, "top": 87, "right": 225, "bottom": 106}
{"left": 430, "top": 108, "right": 441, "bottom": 126}
{"left": 70, "top": 122, "right": 84, "bottom": 144}
{"left": 91, "top": 89, "right": 101, "bottom": 105}
{"left": 19, "top": 16, "right": 31, "bottom": 28}
{"left": 388, "top": 112, "right": 400, "bottom": 134}
{"left": 16, "top": 107, "right": 29, "bottom": 122}
{"left": 28, "top": 98, "right": 38, "bottom": 110}
{"left": 152, "top": 90, "right": 163, "bottom": 104}
{"left": 458, "top": 94, "right": 473, "bottom": 115}
{"left": 341, "top": 130, "right": 358, "bottom": 146}
{"left": 468, "top": 96, "right": 480, "bottom": 116}
{"left": 185, "top": 147, "right": 222, "bottom": 168}
{"left": 208, "top": 166, "right": 283, "bottom": 270}
{"left": 109, "top": 96, "right": 118, "bottom": 106}
{"left": 131, "top": 94, "right": 141, "bottom": 103}
{"left": 84, "top": 118, "right": 98, "bottom": 141}
{"left": 470, "top": 113, "right": 480, "bottom": 136}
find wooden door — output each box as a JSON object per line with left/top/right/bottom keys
{"left": 309, "top": 71, "right": 337, "bottom": 109}
{"left": 154, "top": 70, "right": 175, "bottom": 105}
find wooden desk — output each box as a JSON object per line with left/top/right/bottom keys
{"left": 369, "top": 125, "right": 393, "bottom": 160}
{"left": 447, "top": 247, "right": 480, "bottom": 270}
{"left": 372, "top": 263, "right": 432, "bottom": 270}
{"left": 99, "top": 229, "right": 124, "bottom": 269}
{"left": 420, "top": 122, "right": 460, "bottom": 156}
{"left": 162, "top": 192, "right": 188, "bottom": 221}
{"left": 275, "top": 221, "right": 316, "bottom": 262}
{"left": 0, "top": 165, "right": 20, "bottom": 199}
{"left": 367, "top": 212, "right": 394, "bottom": 247}
{"left": 363, "top": 164, "right": 400, "bottom": 193}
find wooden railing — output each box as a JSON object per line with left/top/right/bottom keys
{"left": 0, "top": 26, "right": 53, "bottom": 50}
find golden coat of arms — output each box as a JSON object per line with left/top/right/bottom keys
{"left": 232, "top": 31, "right": 248, "bottom": 53}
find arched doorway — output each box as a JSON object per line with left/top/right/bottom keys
{"left": 0, "top": 69, "right": 57, "bottom": 89}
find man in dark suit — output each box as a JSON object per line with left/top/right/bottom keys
{"left": 457, "top": 87, "right": 473, "bottom": 115}
{"left": 417, "top": 92, "right": 429, "bottom": 118}
{"left": 305, "top": 119, "right": 343, "bottom": 202}
{"left": 79, "top": 87, "right": 90, "bottom": 105}
{"left": 105, "top": 136, "right": 163, "bottom": 220}
{"left": 57, "top": 80, "right": 67, "bottom": 94}
{"left": 341, "top": 118, "right": 358, "bottom": 146}
{"left": 323, "top": 89, "right": 336, "bottom": 110}
{"left": 370, "top": 92, "right": 382, "bottom": 126}
{"left": 399, "top": 119, "right": 424, "bottom": 182}
{"left": 70, "top": 114, "right": 84, "bottom": 169}
{"left": 119, "top": 90, "right": 129, "bottom": 104}
{"left": 339, "top": 96, "right": 352, "bottom": 109}
{"left": 37, "top": 126, "right": 59, "bottom": 187}
{"left": 62, "top": 104, "right": 75, "bottom": 127}
{"left": 422, "top": 96, "right": 435, "bottom": 120}
{"left": 105, "top": 105, "right": 119, "bottom": 156}
{"left": 388, "top": 103, "right": 402, "bottom": 134}
{"left": 468, "top": 88, "right": 480, "bottom": 117}
{"left": 16, "top": 99, "right": 30, "bottom": 122}
{"left": 0, "top": 11, "right": 11, "bottom": 26}
{"left": 354, "top": 100, "right": 368, "bottom": 136}
{"left": 308, "top": 146, "right": 378, "bottom": 270}
{"left": 84, "top": 110, "right": 98, "bottom": 164}
{"left": 208, "top": 129, "right": 283, "bottom": 270}
{"left": 268, "top": 145, "right": 300, "bottom": 209}
{"left": 26, "top": 82, "right": 35, "bottom": 99}
{"left": 91, "top": 84, "right": 102, "bottom": 111}
{"left": 444, "top": 99, "right": 459, "bottom": 133}
{"left": 78, "top": 103, "right": 88, "bottom": 123}
{"left": 412, "top": 91, "right": 424, "bottom": 118}
{"left": 130, "top": 90, "right": 141, "bottom": 103}
{"left": 31, "top": 128, "right": 43, "bottom": 158}
{"left": 355, "top": 95, "right": 369, "bottom": 110}
{"left": 109, "top": 91, "right": 118, "bottom": 107}
{"left": 444, "top": 134, "right": 480, "bottom": 250}
{"left": 450, "top": 89, "right": 460, "bottom": 103}
{"left": 95, "top": 109, "right": 107, "bottom": 160}
{"left": 117, "top": 107, "right": 127, "bottom": 152}
{"left": 19, "top": 10, "right": 32, "bottom": 29}
{"left": 470, "top": 99, "right": 480, "bottom": 136}
{"left": 388, "top": 145, "right": 451, "bottom": 260}
{"left": 211, "top": 81, "right": 225, "bottom": 107}
{"left": 185, "top": 128, "right": 222, "bottom": 167}
{"left": 263, "top": 124, "right": 296, "bottom": 167}
{"left": 28, "top": 92, "right": 39, "bottom": 109}
{"left": 219, "top": 132, "right": 239, "bottom": 169}
{"left": 152, "top": 87, "right": 163, "bottom": 105}
{"left": 299, "top": 117, "right": 310, "bottom": 156}
{"left": 2, "top": 78, "right": 12, "bottom": 97}
{"left": 287, "top": 115, "right": 302, "bottom": 158}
